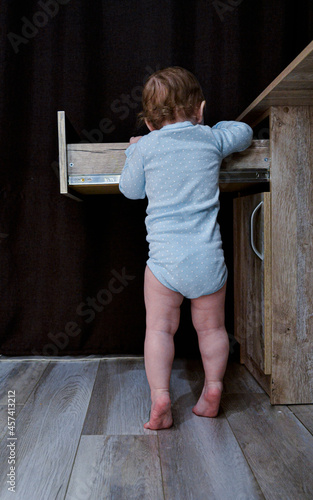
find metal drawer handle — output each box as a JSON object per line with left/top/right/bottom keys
{"left": 250, "top": 201, "right": 264, "bottom": 261}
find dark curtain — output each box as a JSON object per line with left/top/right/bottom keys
{"left": 0, "top": 0, "right": 312, "bottom": 356}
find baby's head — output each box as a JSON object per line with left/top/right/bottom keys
{"left": 140, "top": 67, "right": 205, "bottom": 130}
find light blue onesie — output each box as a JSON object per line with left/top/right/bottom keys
{"left": 119, "top": 120, "right": 253, "bottom": 299}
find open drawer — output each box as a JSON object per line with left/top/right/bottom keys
{"left": 57, "top": 111, "right": 270, "bottom": 197}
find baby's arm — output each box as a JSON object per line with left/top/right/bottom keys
{"left": 211, "top": 121, "right": 253, "bottom": 158}
{"left": 129, "top": 136, "right": 143, "bottom": 144}
{"left": 119, "top": 141, "right": 146, "bottom": 199}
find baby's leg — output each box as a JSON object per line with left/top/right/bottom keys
{"left": 190, "top": 281, "right": 229, "bottom": 417}
{"left": 143, "top": 266, "right": 184, "bottom": 430}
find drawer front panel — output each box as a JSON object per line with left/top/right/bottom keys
{"left": 233, "top": 192, "right": 271, "bottom": 374}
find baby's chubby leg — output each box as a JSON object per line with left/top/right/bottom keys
{"left": 143, "top": 266, "right": 183, "bottom": 430}
{"left": 190, "top": 281, "right": 229, "bottom": 417}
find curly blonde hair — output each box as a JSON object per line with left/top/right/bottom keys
{"left": 139, "top": 67, "right": 205, "bottom": 130}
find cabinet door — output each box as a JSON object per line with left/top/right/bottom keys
{"left": 233, "top": 192, "right": 271, "bottom": 374}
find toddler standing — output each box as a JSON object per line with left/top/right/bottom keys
{"left": 119, "top": 67, "right": 253, "bottom": 430}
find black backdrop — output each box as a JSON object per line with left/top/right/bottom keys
{"left": 0, "top": 1, "right": 312, "bottom": 357}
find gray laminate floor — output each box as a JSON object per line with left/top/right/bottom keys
{"left": 0, "top": 356, "right": 312, "bottom": 500}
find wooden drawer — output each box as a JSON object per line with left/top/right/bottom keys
{"left": 57, "top": 111, "right": 270, "bottom": 196}
{"left": 233, "top": 192, "right": 272, "bottom": 375}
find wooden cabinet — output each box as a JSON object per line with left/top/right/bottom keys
{"left": 233, "top": 40, "right": 313, "bottom": 404}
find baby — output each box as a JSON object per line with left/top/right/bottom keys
{"left": 119, "top": 67, "right": 253, "bottom": 430}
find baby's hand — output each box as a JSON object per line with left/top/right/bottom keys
{"left": 129, "top": 136, "right": 143, "bottom": 145}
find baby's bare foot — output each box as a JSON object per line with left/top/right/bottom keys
{"left": 192, "top": 381, "right": 223, "bottom": 418}
{"left": 144, "top": 391, "right": 173, "bottom": 430}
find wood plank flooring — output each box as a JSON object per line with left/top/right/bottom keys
{"left": 0, "top": 356, "right": 312, "bottom": 499}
